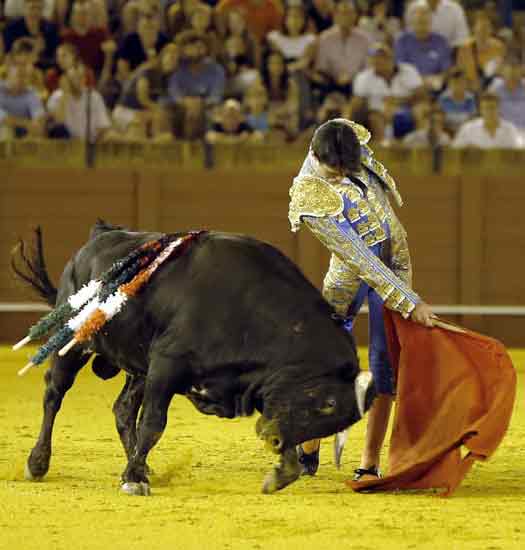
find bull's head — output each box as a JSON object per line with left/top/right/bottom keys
{"left": 255, "top": 365, "right": 376, "bottom": 494}
{"left": 256, "top": 365, "right": 376, "bottom": 454}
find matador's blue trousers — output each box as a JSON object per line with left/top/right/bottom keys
{"left": 343, "top": 283, "right": 395, "bottom": 396}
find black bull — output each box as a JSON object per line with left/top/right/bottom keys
{"left": 12, "top": 221, "right": 376, "bottom": 494}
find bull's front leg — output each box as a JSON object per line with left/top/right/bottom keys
{"left": 262, "top": 447, "right": 301, "bottom": 494}
{"left": 26, "top": 352, "right": 89, "bottom": 481}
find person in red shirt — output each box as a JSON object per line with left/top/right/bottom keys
{"left": 216, "top": 0, "right": 284, "bottom": 42}
{"left": 60, "top": 1, "right": 110, "bottom": 76}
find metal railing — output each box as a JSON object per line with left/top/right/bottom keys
{"left": 2, "top": 302, "right": 525, "bottom": 316}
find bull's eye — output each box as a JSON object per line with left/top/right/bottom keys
{"left": 318, "top": 397, "right": 337, "bottom": 415}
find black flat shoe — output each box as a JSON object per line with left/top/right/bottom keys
{"left": 353, "top": 465, "right": 382, "bottom": 481}
{"left": 297, "top": 446, "right": 320, "bottom": 476}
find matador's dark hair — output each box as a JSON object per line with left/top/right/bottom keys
{"left": 311, "top": 119, "right": 361, "bottom": 176}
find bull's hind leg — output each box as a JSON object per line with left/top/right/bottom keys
{"left": 120, "top": 358, "right": 181, "bottom": 496}
{"left": 26, "top": 351, "right": 90, "bottom": 481}
{"left": 113, "top": 374, "right": 145, "bottom": 460}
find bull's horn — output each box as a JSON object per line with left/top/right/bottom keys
{"left": 334, "top": 430, "right": 349, "bottom": 469}
{"left": 18, "top": 362, "right": 35, "bottom": 376}
{"left": 13, "top": 336, "right": 31, "bottom": 351}
{"left": 58, "top": 338, "right": 77, "bottom": 357}
{"left": 355, "top": 371, "right": 373, "bottom": 418}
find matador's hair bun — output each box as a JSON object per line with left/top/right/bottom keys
{"left": 311, "top": 119, "right": 361, "bottom": 176}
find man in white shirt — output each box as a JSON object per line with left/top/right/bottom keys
{"left": 453, "top": 92, "right": 522, "bottom": 149}
{"left": 47, "top": 63, "right": 112, "bottom": 141}
{"left": 405, "top": 0, "right": 470, "bottom": 48}
{"left": 348, "top": 43, "right": 424, "bottom": 116}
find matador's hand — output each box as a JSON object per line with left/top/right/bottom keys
{"left": 410, "top": 302, "right": 435, "bottom": 327}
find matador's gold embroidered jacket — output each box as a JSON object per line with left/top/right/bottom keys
{"left": 288, "top": 121, "right": 420, "bottom": 319}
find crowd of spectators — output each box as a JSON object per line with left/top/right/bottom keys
{"left": 1, "top": 0, "right": 525, "bottom": 148}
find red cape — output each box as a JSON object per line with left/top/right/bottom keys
{"left": 348, "top": 311, "right": 516, "bottom": 496}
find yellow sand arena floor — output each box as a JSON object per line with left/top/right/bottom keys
{"left": 1, "top": 347, "right": 524, "bottom": 550}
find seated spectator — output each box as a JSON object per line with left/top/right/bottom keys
{"left": 453, "top": 91, "right": 522, "bottom": 148}
{"left": 47, "top": 62, "right": 113, "bottom": 141}
{"left": 348, "top": 43, "right": 424, "bottom": 119}
{"left": 215, "top": 0, "right": 284, "bottom": 43}
{"left": 267, "top": 5, "right": 316, "bottom": 68}
{"left": 205, "top": 97, "right": 259, "bottom": 143}
{"left": 316, "top": 90, "right": 345, "bottom": 123}
{"left": 402, "top": 103, "right": 451, "bottom": 147}
{"left": 113, "top": 43, "right": 178, "bottom": 136}
{"left": 313, "top": 0, "right": 370, "bottom": 97}
{"left": 168, "top": 31, "right": 225, "bottom": 139}
{"left": 405, "top": 0, "right": 470, "bottom": 48}
{"left": 3, "top": 0, "right": 60, "bottom": 69}
{"left": 222, "top": 34, "right": 259, "bottom": 99}
{"left": 0, "top": 38, "right": 46, "bottom": 100}
{"left": 457, "top": 13, "right": 505, "bottom": 90}
{"left": 358, "top": 0, "right": 401, "bottom": 46}
{"left": 3, "top": 0, "right": 56, "bottom": 21}
{"left": 45, "top": 42, "right": 95, "bottom": 94}
{"left": 364, "top": 107, "right": 394, "bottom": 146}
{"left": 121, "top": 0, "right": 163, "bottom": 35}
{"left": 0, "top": 64, "right": 45, "bottom": 139}
{"left": 481, "top": 0, "right": 506, "bottom": 36}
{"left": 221, "top": 9, "right": 259, "bottom": 67}
{"left": 189, "top": 3, "right": 221, "bottom": 58}
{"left": 306, "top": 0, "right": 334, "bottom": 33}
{"left": 116, "top": 11, "right": 169, "bottom": 76}
{"left": 438, "top": 68, "right": 477, "bottom": 135}
{"left": 507, "top": 11, "right": 525, "bottom": 64}
{"left": 55, "top": 0, "right": 108, "bottom": 29}
{"left": 243, "top": 81, "right": 270, "bottom": 133}
{"left": 489, "top": 59, "right": 525, "bottom": 133}
{"left": 60, "top": 1, "right": 110, "bottom": 78}
{"left": 270, "top": 75, "right": 313, "bottom": 141}
{"left": 261, "top": 49, "right": 289, "bottom": 104}
{"left": 167, "top": 0, "right": 202, "bottom": 38}
{"left": 395, "top": 4, "right": 451, "bottom": 92}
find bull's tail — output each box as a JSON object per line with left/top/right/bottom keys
{"left": 11, "top": 227, "right": 57, "bottom": 306}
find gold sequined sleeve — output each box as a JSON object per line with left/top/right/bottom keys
{"left": 288, "top": 175, "right": 344, "bottom": 232}
{"left": 303, "top": 216, "right": 420, "bottom": 319}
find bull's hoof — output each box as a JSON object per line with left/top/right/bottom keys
{"left": 25, "top": 448, "right": 50, "bottom": 481}
{"left": 121, "top": 481, "right": 151, "bottom": 496}
{"left": 24, "top": 462, "right": 45, "bottom": 482}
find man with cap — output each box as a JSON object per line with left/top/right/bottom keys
{"left": 288, "top": 118, "right": 434, "bottom": 480}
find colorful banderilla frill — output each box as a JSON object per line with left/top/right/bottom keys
{"left": 16, "top": 231, "right": 203, "bottom": 376}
